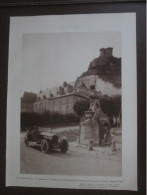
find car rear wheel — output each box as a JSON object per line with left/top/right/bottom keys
{"left": 60, "top": 140, "right": 68, "bottom": 153}
{"left": 41, "top": 139, "right": 50, "bottom": 153}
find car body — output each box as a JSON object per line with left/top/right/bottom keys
{"left": 24, "top": 127, "right": 68, "bottom": 154}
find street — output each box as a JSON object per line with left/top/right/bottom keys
{"left": 20, "top": 133, "right": 121, "bottom": 176}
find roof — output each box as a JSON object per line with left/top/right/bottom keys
{"left": 34, "top": 93, "right": 88, "bottom": 103}
{"left": 77, "top": 81, "right": 87, "bottom": 89}
{"left": 43, "top": 81, "right": 75, "bottom": 97}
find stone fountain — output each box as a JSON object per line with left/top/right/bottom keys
{"left": 79, "top": 92, "right": 111, "bottom": 146}
{"left": 79, "top": 109, "right": 99, "bottom": 146}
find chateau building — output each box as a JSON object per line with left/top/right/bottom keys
{"left": 74, "top": 74, "right": 121, "bottom": 96}
{"left": 33, "top": 81, "right": 101, "bottom": 114}
{"left": 33, "top": 93, "right": 88, "bottom": 114}
{"left": 21, "top": 47, "right": 121, "bottom": 114}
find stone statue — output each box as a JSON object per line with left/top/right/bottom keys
{"left": 89, "top": 95, "right": 111, "bottom": 146}
{"left": 79, "top": 94, "right": 112, "bottom": 147}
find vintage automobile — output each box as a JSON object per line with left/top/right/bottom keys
{"left": 24, "top": 127, "right": 68, "bottom": 154}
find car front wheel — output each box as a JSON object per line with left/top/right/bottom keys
{"left": 41, "top": 139, "right": 50, "bottom": 153}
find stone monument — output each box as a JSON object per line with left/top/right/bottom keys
{"left": 79, "top": 92, "right": 111, "bottom": 146}
{"left": 79, "top": 110, "right": 99, "bottom": 146}
{"left": 79, "top": 93, "right": 100, "bottom": 146}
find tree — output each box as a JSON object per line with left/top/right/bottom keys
{"left": 21, "top": 111, "right": 80, "bottom": 130}
{"left": 100, "top": 95, "right": 121, "bottom": 127}
{"left": 21, "top": 112, "right": 43, "bottom": 129}
{"left": 73, "top": 99, "right": 90, "bottom": 117}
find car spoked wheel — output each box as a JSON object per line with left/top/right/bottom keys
{"left": 41, "top": 139, "right": 50, "bottom": 153}
{"left": 60, "top": 140, "right": 68, "bottom": 153}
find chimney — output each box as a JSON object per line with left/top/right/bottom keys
{"left": 59, "top": 87, "right": 64, "bottom": 95}
{"left": 56, "top": 89, "right": 59, "bottom": 96}
{"left": 63, "top": 81, "right": 67, "bottom": 87}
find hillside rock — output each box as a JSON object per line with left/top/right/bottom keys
{"left": 80, "top": 48, "right": 121, "bottom": 88}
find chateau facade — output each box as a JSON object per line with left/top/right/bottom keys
{"left": 33, "top": 93, "right": 87, "bottom": 114}
{"left": 21, "top": 80, "right": 101, "bottom": 114}
{"left": 33, "top": 81, "right": 101, "bottom": 114}
{"left": 21, "top": 47, "right": 121, "bottom": 114}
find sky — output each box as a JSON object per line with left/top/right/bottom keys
{"left": 21, "top": 32, "right": 121, "bottom": 95}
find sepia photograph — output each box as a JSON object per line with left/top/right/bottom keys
{"left": 6, "top": 13, "right": 137, "bottom": 190}
{"left": 20, "top": 32, "right": 122, "bottom": 176}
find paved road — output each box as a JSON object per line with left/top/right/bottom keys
{"left": 20, "top": 133, "right": 121, "bottom": 176}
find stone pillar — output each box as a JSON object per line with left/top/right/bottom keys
{"left": 80, "top": 121, "right": 99, "bottom": 146}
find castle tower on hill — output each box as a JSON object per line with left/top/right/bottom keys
{"left": 75, "top": 47, "right": 121, "bottom": 96}
{"left": 100, "top": 47, "right": 113, "bottom": 58}
{"left": 89, "top": 47, "right": 115, "bottom": 68}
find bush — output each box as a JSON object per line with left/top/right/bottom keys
{"left": 100, "top": 95, "right": 121, "bottom": 117}
{"left": 100, "top": 95, "right": 121, "bottom": 127}
{"left": 63, "top": 113, "right": 79, "bottom": 123}
{"left": 21, "top": 111, "right": 80, "bottom": 129}
{"left": 21, "top": 112, "right": 43, "bottom": 129}
{"left": 73, "top": 99, "right": 90, "bottom": 117}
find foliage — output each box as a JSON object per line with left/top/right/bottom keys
{"left": 73, "top": 99, "right": 90, "bottom": 117}
{"left": 21, "top": 111, "right": 80, "bottom": 130}
{"left": 21, "top": 112, "right": 43, "bottom": 129}
{"left": 100, "top": 95, "right": 121, "bottom": 118}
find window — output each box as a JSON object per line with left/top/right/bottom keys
{"left": 55, "top": 99, "right": 59, "bottom": 106}
{"left": 66, "top": 97, "right": 69, "bottom": 103}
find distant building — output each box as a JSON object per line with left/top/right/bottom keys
{"left": 79, "top": 47, "right": 121, "bottom": 94}
{"left": 33, "top": 93, "right": 87, "bottom": 114}
{"left": 33, "top": 81, "right": 101, "bottom": 114}
{"left": 74, "top": 75, "right": 121, "bottom": 96}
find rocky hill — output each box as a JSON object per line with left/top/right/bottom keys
{"left": 80, "top": 48, "right": 121, "bottom": 88}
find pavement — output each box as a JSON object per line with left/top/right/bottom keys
{"left": 20, "top": 133, "right": 122, "bottom": 176}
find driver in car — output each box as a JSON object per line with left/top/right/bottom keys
{"left": 33, "top": 126, "right": 40, "bottom": 135}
